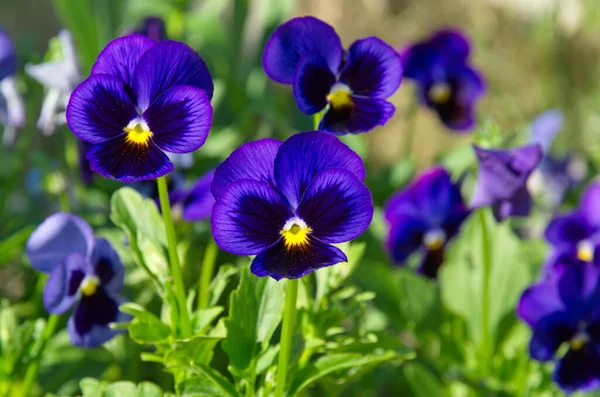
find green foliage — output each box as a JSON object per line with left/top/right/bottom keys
{"left": 80, "top": 379, "right": 164, "bottom": 397}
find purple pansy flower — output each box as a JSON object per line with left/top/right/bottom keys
{"left": 401, "top": 29, "right": 485, "bottom": 131}
{"left": 384, "top": 167, "right": 470, "bottom": 278}
{"left": 471, "top": 143, "right": 543, "bottom": 221}
{"left": 545, "top": 181, "right": 600, "bottom": 271}
{"left": 262, "top": 16, "right": 402, "bottom": 135}
{"left": 518, "top": 262, "right": 600, "bottom": 393}
{"left": 0, "top": 27, "right": 24, "bottom": 146}
{"left": 134, "top": 17, "right": 167, "bottom": 41}
{"left": 211, "top": 131, "right": 373, "bottom": 279}
{"left": 66, "top": 34, "right": 214, "bottom": 182}
{"left": 26, "top": 213, "right": 128, "bottom": 347}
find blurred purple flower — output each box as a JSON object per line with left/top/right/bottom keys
{"left": 134, "top": 17, "right": 167, "bottom": 41}
{"left": 262, "top": 17, "right": 402, "bottom": 135}
{"left": 66, "top": 35, "right": 213, "bottom": 182}
{"left": 518, "top": 262, "right": 600, "bottom": 393}
{"left": 471, "top": 143, "right": 543, "bottom": 221}
{"left": 26, "top": 213, "right": 128, "bottom": 347}
{"left": 384, "top": 167, "right": 470, "bottom": 278}
{"left": 0, "top": 27, "right": 24, "bottom": 145}
{"left": 401, "top": 29, "right": 485, "bottom": 131}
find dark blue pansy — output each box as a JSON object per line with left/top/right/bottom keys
{"left": 26, "top": 213, "right": 128, "bottom": 347}
{"left": 262, "top": 17, "right": 402, "bottom": 135}
{"left": 0, "top": 27, "right": 24, "bottom": 146}
{"left": 518, "top": 262, "right": 600, "bottom": 393}
{"left": 383, "top": 167, "right": 470, "bottom": 278}
{"left": 402, "top": 29, "right": 484, "bottom": 132}
{"left": 211, "top": 131, "right": 373, "bottom": 280}
{"left": 66, "top": 35, "right": 213, "bottom": 182}
{"left": 471, "top": 143, "right": 543, "bottom": 222}
{"left": 134, "top": 17, "right": 167, "bottom": 41}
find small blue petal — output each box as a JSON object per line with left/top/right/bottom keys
{"left": 90, "top": 237, "right": 124, "bottom": 294}
{"left": 319, "top": 96, "right": 395, "bottom": 135}
{"left": 292, "top": 54, "right": 336, "bottom": 114}
{"left": 43, "top": 253, "right": 89, "bottom": 314}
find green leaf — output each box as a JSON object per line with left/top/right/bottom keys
{"left": 165, "top": 336, "right": 223, "bottom": 368}
{"left": 79, "top": 379, "right": 163, "bottom": 397}
{"left": 191, "top": 307, "right": 225, "bottom": 335}
{"left": 222, "top": 267, "right": 284, "bottom": 377}
{"left": 179, "top": 365, "right": 239, "bottom": 397}
{"left": 397, "top": 269, "right": 440, "bottom": 330}
{"left": 288, "top": 350, "right": 409, "bottom": 397}
{"left": 80, "top": 378, "right": 104, "bottom": 397}
{"left": 209, "top": 264, "right": 238, "bottom": 307}
{"left": 136, "top": 382, "right": 164, "bottom": 397}
{"left": 403, "top": 362, "right": 445, "bottom": 397}
{"left": 0, "top": 225, "right": 34, "bottom": 265}
{"left": 104, "top": 382, "right": 138, "bottom": 397}
{"left": 128, "top": 312, "right": 171, "bottom": 345}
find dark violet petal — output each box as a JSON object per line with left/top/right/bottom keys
{"left": 544, "top": 212, "right": 591, "bottom": 249}
{"left": 490, "top": 186, "right": 532, "bottom": 221}
{"left": 67, "top": 291, "right": 127, "bottom": 348}
{"left": 543, "top": 248, "right": 585, "bottom": 278}
{"left": 143, "top": 85, "right": 213, "bottom": 153}
{"left": 401, "top": 42, "right": 441, "bottom": 80}
{"left": 558, "top": 262, "right": 600, "bottom": 315}
{"left": 554, "top": 344, "right": 600, "bottom": 393}
{"left": 529, "top": 311, "right": 577, "bottom": 361}
{"left": 43, "top": 253, "right": 89, "bottom": 315}
{"left": 91, "top": 34, "right": 155, "bottom": 88}
{"left": 579, "top": 182, "right": 600, "bottom": 229}
{"left": 296, "top": 168, "right": 373, "bottom": 244}
{"left": 211, "top": 179, "right": 293, "bottom": 256}
{"left": 471, "top": 143, "right": 543, "bottom": 208}
{"left": 134, "top": 41, "right": 213, "bottom": 110}
{"left": 211, "top": 138, "right": 281, "bottom": 200}
{"left": 292, "top": 54, "right": 336, "bottom": 114}
{"left": 78, "top": 140, "right": 94, "bottom": 185}
{"left": 181, "top": 169, "right": 216, "bottom": 222}
{"left": 273, "top": 131, "right": 366, "bottom": 208}
{"left": 86, "top": 137, "right": 173, "bottom": 182}
{"left": 319, "top": 96, "right": 395, "bottom": 135}
{"left": 385, "top": 214, "right": 427, "bottom": 264}
{"left": 66, "top": 74, "right": 138, "bottom": 144}
{"left": 518, "top": 279, "right": 565, "bottom": 327}
{"left": 26, "top": 212, "right": 95, "bottom": 273}
{"left": 90, "top": 238, "right": 124, "bottom": 294}
{"left": 530, "top": 110, "right": 564, "bottom": 155}
{"left": 136, "top": 17, "right": 167, "bottom": 41}
{"left": 262, "top": 16, "right": 343, "bottom": 84}
{"left": 251, "top": 237, "right": 347, "bottom": 280}
{"left": 0, "top": 28, "right": 16, "bottom": 79}
{"left": 340, "top": 37, "right": 403, "bottom": 98}
{"left": 417, "top": 246, "right": 445, "bottom": 279}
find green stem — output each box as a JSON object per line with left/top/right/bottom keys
{"left": 21, "top": 314, "right": 60, "bottom": 397}
{"left": 479, "top": 209, "right": 492, "bottom": 375}
{"left": 157, "top": 176, "right": 191, "bottom": 337}
{"left": 274, "top": 279, "right": 299, "bottom": 397}
{"left": 198, "top": 238, "right": 219, "bottom": 310}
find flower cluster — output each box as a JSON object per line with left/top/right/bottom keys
{"left": 26, "top": 213, "right": 127, "bottom": 347}
{"left": 211, "top": 131, "right": 373, "bottom": 279}
{"left": 402, "top": 29, "right": 484, "bottom": 131}
{"left": 263, "top": 17, "right": 402, "bottom": 135}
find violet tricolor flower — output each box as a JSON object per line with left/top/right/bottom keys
{"left": 545, "top": 182, "right": 600, "bottom": 268}
{"left": 66, "top": 34, "right": 213, "bottom": 182}
{"left": 402, "top": 29, "right": 484, "bottom": 131}
{"left": 384, "top": 167, "right": 470, "bottom": 278}
{"left": 471, "top": 143, "right": 543, "bottom": 221}
{"left": 26, "top": 30, "right": 80, "bottom": 135}
{"left": 0, "top": 27, "right": 24, "bottom": 145}
{"left": 26, "top": 213, "right": 127, "bottom": 347}
{"left": 134, "top": 17, "right": 167, "bottom": 41}
{"left": 262, "top": 17, "right": 402, "bottom": 135}
{"left": 211, "top": 131, "right": 373, "bottom": 279}
{"left": 518, "top": 262, "right": 600, "bottom": 393}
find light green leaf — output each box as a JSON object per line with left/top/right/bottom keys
{"left": 79, "top": 379, "right": 163, "bottom": 397}
{"left": 165, "top": 336, "right": 222, "bottom": 368}
{"left": 179, "top": 365, "right": 239, "bottom": 397}
{"left": 104, "top": 382, "right": 138, "bottom": 397}
{"left": 397, "top": 269, "right": 440, "bottom": 330}
{"left": 403, "top": 362, "right": 445, "bottom": 397}
{"left": 191, "top": 307, "right": 225, "bottom": 335}
{"left": 209, "top": 264, "right": 238, "bottom": 307}
{"left": 80, "top": 378, "right": 103, "bottom": 397}
{"left": 128, "top": 313, "right": 171, "bottom": 345}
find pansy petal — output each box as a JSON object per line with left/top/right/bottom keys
{"left": 90, "top": 238, "right": 124, "bottom": 294}
{"left": 530, "top": 110, "right": 564, "bottom": 154}
{"left": 297, "top": 168, "right": 373, "bottom": 244}
{"left": 91, "top": 34, "right": 155, "bottom": 88}
{"left": 211, "top": 138, "right": 281, "bottom": 199}
{"left": 544, "top": 212, "right": 590, "bottom": 248}
{"left": 66, "top": 74, "right": 138, "bottom": 144}
{"left": 385, "top": 214, "right": 428, "bottom": 264}
{"left": 418, "top": 247, "right": 445, "bottom": 279}
{"left": 262, "top": 16, "right": 343, "bottom": 84}
{"left": 340, "top": 37, "right": 402, "bottom": 98}
{"left": 181, "top": 170, "right": 215, "bottom": 222}
{"left": 529, "top": 312, "right": 577, "bottom": 361}
{"left": 319, "top": 96, "right": 395, "bottom": 135}
{"left": 274, "top": 131, "right": 366, "bottom": 207}
{"left": 490, "top": 186, "right": 532, "bottom": 221}
{"left": 26, "top": 212, "right": 95, "bottom": 273}
{"left": 292, "top": 54, "right": 336, "bottom": 114}
{"left": 554, "top": 344, "right": 600, "bottom": 393}
{"left": 67, "top": 291, "right": 127, "bottom": 348}
{"left": 429, "top": 30, "right": 471, "bottom": 61}
{"left": 0, "top": 28, "right": 16, "bottom": 79}
{"left": 579, "top": 182, "right": 600, "bottom": 228}
{"left": 211, "top": 179, "right": 293, "bottom": 256}
{"left": 251, "top": 237, "right": 347, "bottom": 280}
{"left": 134, "top": 41, "right": 213, "bottom": 110}
{"left": 518, "top": 279, "right": 565, "bottom": 327}
{"left": 143, "top": 85, "right": 212, "bottom": 153}
{"left": 86, "top": 138, "right": 173, "bottom": 182}
{"left": 43, "top": 253, "right": 89, "bottom": 314}
{"left": 558, "top": 262, "right": 600, "bottom": 315}
{"left": 136, "top": 17, "right": 167, "bottom": 41}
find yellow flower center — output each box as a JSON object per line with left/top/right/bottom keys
{"left": 424, "top": 229, "right": 446, "bottom": 251}
{"left": 327, "top": 83, "right": 353, "bottom": 109}
{"left": 577, "top": 240, "right": 594, "bottom": 262}
{"left": 428, "top": 82, "right": 452, "bottom": 104}
{"left": 281, "top": 218, "right": 312, "bottom": 249}
{"left": 570, "top": 332, "right": 588, "bottom": 351}
{"left": 124, "top": 118, "right": 153, "bottom": 146}
{"left": 80, "top": 275, "right": 100, "bottom": 296}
